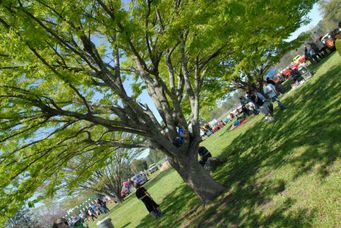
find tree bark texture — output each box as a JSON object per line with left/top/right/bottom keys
{"left": 169, "top": 151, "right": 224, "bottom": 202}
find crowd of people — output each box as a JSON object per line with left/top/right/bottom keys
{"left": 200, "top": 77, "right": 288, "bottom": 135}
{"left": 220, "top": 77, "right": 287, "bottom": 126}
{"left": 83, "top": 198, "right": 110, "bottom": 221}
{"left": 53, "top": 197, "right": 110, "bottom": 228}
{"left": 228, "top": 76, "right": 286, "bottom": 123}
{"left": 305, "top": 39, "right": 332, "bottom": 64}
{"left": 52, "top": 21, "right": 341, "bottom": 228}
{"left": 305, "top": 23, "right": 341, "bottom": 63}
{"left": 205, "top": 77, "right": 287, "bottom": 128}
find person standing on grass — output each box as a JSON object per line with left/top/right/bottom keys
{"left": 247, "top": 90, "right": 274, "bottom": 121}
{"left": 305, "top": 45, "right": 318, "bottom": 64}
{"left": 264, "top": 79, "right": 286, "bottom": 111}
{"left": 97, "top": 198, "right": 110, "bottom": 213}
{"left": 91, "top": 201, "right": 101, "bottom": 216}
{"left": 198, "top": 146, "right": 212, "bottom": 167}
{"left": 87, "top": 206, "right": 97, "bottom": 221}
{"left": 135, "top": 183, "right": 163, "bottom": 218}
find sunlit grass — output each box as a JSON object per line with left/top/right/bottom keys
{"left": 88, "top": 53, "right": 341, "bottom": 227}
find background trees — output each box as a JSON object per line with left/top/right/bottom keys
{"left": 0, "top": 0, "right": 316, "bottom": 223}
{"left": 32, "top": 200, "right": 67, "bottom": 228}
{"left": 131, "top": 159, "right": 148, "bottom": 173}
{"left": 4, "top": 207, "right": 39, "bottom": 228}
{"left": 145, "top": 149, "right": 166, "bottom": 166}
{"left": 72, "top": 149, "right": 135, "bottom": 203}
{"left": 318, "top": 0, "right": 341, "bottom": 31}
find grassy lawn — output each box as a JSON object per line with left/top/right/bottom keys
{"left": 89, "top": 53, "right": 341, "bottom": 227}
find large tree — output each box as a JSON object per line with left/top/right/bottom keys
{"left": 131, "top": 159, "right": 148, "bottom": 173}
{"left": 0, "top": 0, "right": 315, "bottom": 223}
{"left": 146, "top": 149, "right": 165, "bottom": 165}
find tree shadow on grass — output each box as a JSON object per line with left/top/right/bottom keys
{"left": 137, "top": 60, "right": 340, "bottom": 227}
{"left": 137, "top": 177, "right": 315, "bottom": 227}
{"left": 121, "top": 222, "right": 131, "bottom": 228}
{"left": 137, "top": 184, "right": 199, "bottom": 228}
{"left": 307, "top": 52, "right": 336, "bottom": 73}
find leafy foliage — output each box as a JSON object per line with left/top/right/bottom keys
{"left": 319, "top": 0, "right": 341, "bottom": 31}
{"left": 0, "top": 0, "right": 315, "bottom": 223}
{"left": 145, "top": 149, "right": 166, "bottom": 166}
{"left": 131, "top": 159, "right": 148, "bottom": 173}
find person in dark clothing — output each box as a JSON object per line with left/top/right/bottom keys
{"left": 266, "top": 78, "right": 275, "bottom": 86}
{"left": 316, "top": 37, "right": 329, "bottom": 57}
{"left": 198, "top": 146, "right": 212, "bottom": 166}
{"left": 241, "top": 105, "right": 252, "bottom": 116}
{"left": 97, "top": 198, "right": 110, "bottom": 213}
{"left": 308, "top": 42, "right": 322, "bottom": 59}
{"left": 135, "top": 184, "right": 162, "bottom": 218}
{"left": 173, "top": 136, "right": 183, "bottom": 148}
{"left": 247, "top": 91, "right": 264, "bottom": 108}
{"left": 87, "top": 207, "right": 97, "bottom": 221}
{"left": 248, "top": 90, "right": 273, "bottom": 120}
{"left": 290, "top": 67, "right": 302, "bottom": 84}
{"left": 266, "top": 78, "right": 284, "bottom": 95}
{"left": 305, "top": 46, "right": 318, "bottom": 64}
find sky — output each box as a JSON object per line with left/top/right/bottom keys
{"left": 287, "top": 3, "right": 323, "bottom": 41}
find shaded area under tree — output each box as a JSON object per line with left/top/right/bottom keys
{"left": 137, "top": 54, "right": 341, "bottom": 227}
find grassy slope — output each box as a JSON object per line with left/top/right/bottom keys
{"left": 89, "top": 53, "right": 341, "bottom": 228}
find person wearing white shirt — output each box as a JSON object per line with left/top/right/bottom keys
{"left": 263, "top": 80, "right": 286, "bottom": 111}
{"left": 247, "top": 90, "right": 274, "bottom": 121}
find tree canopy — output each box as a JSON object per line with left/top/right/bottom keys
{"left": 0, "top": 0, "right": 315, "bottom": 223}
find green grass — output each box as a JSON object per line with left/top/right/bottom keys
{"left": 89, "top": 53, "right": 341, "bottom": 227}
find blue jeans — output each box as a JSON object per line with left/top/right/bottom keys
{"left": 272, "top": 96, "right": 285, "bottom": 110}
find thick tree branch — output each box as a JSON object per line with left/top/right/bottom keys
{"left": 28, "top": 46, "right": 93, "bottom": 114}
{"left": 198, "top": 47, "right": 223, "bottom": 71}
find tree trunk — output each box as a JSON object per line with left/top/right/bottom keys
{"left": 115, "top": 194, "right": 124, "bottom": 203}
{"left": 169, "top": 152, "right": 224, "bottom": 202}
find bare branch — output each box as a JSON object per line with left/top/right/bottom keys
{"left": 179, "top": 36, "right": 195, "bottom": 101}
